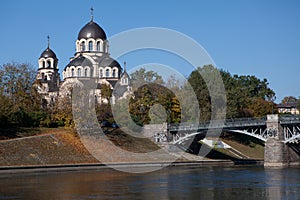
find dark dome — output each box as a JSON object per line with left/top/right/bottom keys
{"left": 65, "top": 55, "right": 93, "bottom": 70}
{"left": 100, "top": 57, "right": 121, "bottom": 68}
{"left": 78, "top": 21, "right": 107, "bottom": 40}
{"left": 40, "top": 48, "right": 57, "bottom": 59}
{"left": 121, "top": 71, "right": 129, "bottom": 78}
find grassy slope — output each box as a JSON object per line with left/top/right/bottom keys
{"left": 220, "top": 138, "right": 264, "bottom": 159}
{"left": 0, "top": 127, "right": 161, "bottom": 166}
{"left": 105, "top": 128, "right": 160, "bottom": 153}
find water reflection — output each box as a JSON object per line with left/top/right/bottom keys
{"left": 0, "top": 166, "right": 299, "bottom": 200}
{"left": 265, "top": 167, "right": 300, "bottom": 199}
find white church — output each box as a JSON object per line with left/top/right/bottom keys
{"left": 35, "top": 9, "right": 131, "bottom": 107}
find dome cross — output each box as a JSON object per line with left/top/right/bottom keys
{"left": 124, "top": 61, "right": 127, "bottom": 72}
{"left": 90, "top": 7, "right": 94, "bottom": 21}
{"left": 47, "top": 35, "right": 50, "bottom": 48}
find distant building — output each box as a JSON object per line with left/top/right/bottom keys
{"left": 35, "top": 10, "right": 131, "bottom": 106}
{"left": 277, "top": 103, "right": 300, "bottom": 115}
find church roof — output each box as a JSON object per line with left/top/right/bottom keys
{"left": 65, "top": 55, "right": 93, "bottom": 69}
{"left": 78, "top": 20, "right": 107, "bottom": 40}
{"left": 121, "top": 70, "right": 129, "bottom": 78}
{"left": 40, "top": 47, "right": 57, "bottom": 59}
{"left": 99, "top": 56, "right": 121, "bottom": 69}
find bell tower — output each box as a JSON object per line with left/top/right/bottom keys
{"left": 36, "top": 36, "right": 60, "bottom": 106}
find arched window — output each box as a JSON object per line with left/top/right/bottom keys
{"left": 47, "top": 60, "right": 51, "bottom": 68}
{"left": 121, "top": 77, "right": 128, "bottom": 85}
{"left": 71, "top": 68, "right": 75, "bottom": 77}
{"left": 96, "top": 41, "right": 100, "bottom": 51}
{"left": 81, "top": 41, "right": 85, "bottom": 51}
{"left": 105, "top": 69, "right": 110, "bottom": 77}
{"left": 42, "top": 61, "right": 45, "bottom": 68}
{"left": 89, "top": 41, "right": 93, "bottom": 51}
{"left": 41, "top": 73, "right": 45, "bottom": 80}
{"left": 112, "top": 69, "right": 116, "bottom": 77}
{"left": 84, "top": 68, "right": 88, "bottom": 77}
{"left": 78, "top": 68, "right": 81, "bottom": 77}
{"left": 99, "top": 69, "right": 103, "bottom": 78}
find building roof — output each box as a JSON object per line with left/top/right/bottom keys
{"left": 121, "top": 70, "right": 129, "bottom": 78}
{"left": 77, "top": 20, "right": 107, "bottom": 40}
{"left": 40, "top": 47, "right": 57, "bottom": 59}
{"left": 99, "top": 56, "right": 121, "bottom": 69}
{"left": 277, "top": 103, "right": 298, "bottom": 109}
{"left": 65, "top": 55, "right": 93, "bottom": 69}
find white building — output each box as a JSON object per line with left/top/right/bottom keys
{"left": 36, "top": 11, "right": 131, "bottom": 107}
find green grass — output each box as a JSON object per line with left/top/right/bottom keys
{"left": 220, "top": 138, "right": 264, "bottom": 159}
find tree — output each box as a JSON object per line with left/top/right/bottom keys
{"left": 129, "top": 68, "right": 180, "bottom": 125}
{"left": 0, "top": 62, "right": 44, "bottom": 127}
{"left": 187, "top": 65, "right": 213, "bottom": 121}
{"left": 234, "top": 75, "right": 275, "bottom": 101}
{"left": 130, "top": 68, "right": 164, "bottom": 89}
{"left": 101, "top": 84, "right": 112, "bottom": 103}
{"left": 246, "top": 97, "right": 274, "bottom": 117}
{"left": 130, "top": 83, "right": 180, "bottom": 125}
{"left": 165, "top": 74, "right": 184, "bottom": 92}
{"left": 281, "top": 96, "right": 297, "bottom": 104}
{"left": 96, "top": 103, "right": 114, "bottom": 124}
{"left": 51, "top": 96, "right": 74, "bottom": 128}
{"left": 188, "top": 65, "right": 276, "bottom": 119}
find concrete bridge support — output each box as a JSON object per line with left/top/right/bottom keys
{"left": 264, "top": 114, "right": 300, "bottom": 167}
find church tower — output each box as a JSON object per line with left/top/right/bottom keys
{"left": 36, "top": 36, "right": 60, "bottom": 106}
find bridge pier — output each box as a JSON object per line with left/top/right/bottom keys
{"left": 264, "top": 114, "right": 300, "bottom": 167}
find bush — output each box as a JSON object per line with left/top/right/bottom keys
{"left": 28, "top": 111, "right": 47, "bottom": 127}
{"left": 11, "top": 109, "right": 31, "bottom": 127}
{"left": 0, "top": 114, "right": 9, "bottom": 128}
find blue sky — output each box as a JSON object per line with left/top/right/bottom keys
{"left": 0, "top": 0, "right": 299, "bottom": 102}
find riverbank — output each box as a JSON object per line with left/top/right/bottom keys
{"left": 0, "top": 159, "right": 264, "bottom": 174}
{"left": 0, "top": 127, "right": 264, "bottom": 173}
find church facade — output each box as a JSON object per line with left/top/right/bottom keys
{"left": 35, "top": 13, "right": 131, "bottom": 106}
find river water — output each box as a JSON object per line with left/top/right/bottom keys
{"left": 0, "top": 165, "right": 299, "bottom": 200}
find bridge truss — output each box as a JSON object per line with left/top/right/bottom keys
{"left": 283, "top": 125, "right": 300, "bottom": 143}
{"left": 168, "top": 117, "right": 300, "bottom": 145}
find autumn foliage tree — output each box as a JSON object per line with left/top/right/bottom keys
{"left": 0, "top": 62, "right": 44, "bottom": 127}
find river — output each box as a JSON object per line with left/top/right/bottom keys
{"left": 0, "top": 165, "right": 299, "bottom": 199}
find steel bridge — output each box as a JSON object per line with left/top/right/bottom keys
{"left": 167, "top": 116, "right": 300, "bottom": 145}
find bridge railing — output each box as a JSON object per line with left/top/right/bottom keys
{"left": 223, "top": 117, "right": 266, "bottom": 128}
{"left": 168, "top": 117, "right": 267, "bottom": 131}
{"left": 280, "top": 115, "right": 300, "bottom": 124}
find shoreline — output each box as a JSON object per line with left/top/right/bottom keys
{"left": 0, "top": 159, "right": 264, "bottom": 174}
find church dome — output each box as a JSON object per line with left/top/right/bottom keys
{"left": 100, "top": 57, "right": 121, "bottom": 68}
{"left": 40, "top": 47, "right": 57, "bottom": 59}
{"left": 78, "top": 20, "right": 107, "bottom": 40}
{"left": 66, "top": 55, "right": 93, "bottom": 68}
{"left": 121, "top": 70, "right": 129, "bottom": 78}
